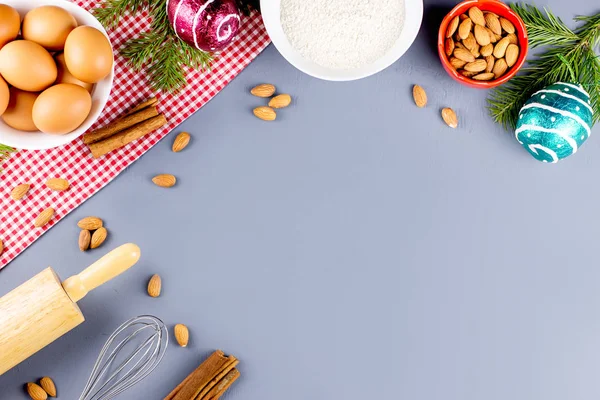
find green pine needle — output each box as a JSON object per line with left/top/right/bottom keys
{"left": 487, "top": 4, "right": 600, "bottom": 130}
{"left": 0, "top": 144, "right": 16, "bottom": 169}
{"left": 94, "top": 0, "right": 256, "bottom": 92}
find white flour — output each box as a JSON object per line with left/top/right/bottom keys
{"left": 280, "top": 0, "right": 405, "bottom": 70}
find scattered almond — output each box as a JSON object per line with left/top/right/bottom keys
{"left": 77, "top": 216, "right": 103, "bottom": 230}
{"left": 11, "top": 183, "right": 30, "bottom": 200}
{"left": 0, "top": 238, "right": 3, "bottom": 256}
{"left": 473, "top": 72, "right": 495, "bottom": 81}
{"left": 505, "top": 44, "right": 519, "bottom": 67}
{"left": 484, "top": 13, "right": 502, "bottom": 35}
{"left": 45, "top": 178, "right": 69, "bottom": 191}
{"left": 493, "top": 37, "right": 510, "bottom": 59}
{"left": 174, "top": 324, "right": 189, "bottom": 347}
{"left": 91, "top": 227, "right": 107, "bottom": 249}
{"left": 500, "top": 17, "right": 515, "bottom": 34}
{"left": 446, "top": 15, "right": 460, "bottom": 38}
{"left": 26, "top": 382, "right": 47, "bottom": 400}
{"left": 253, "top": 106, "right": 276, "bottom": 121}
{"left": 468, "top": 7, "right": 486, "bottom": 26}
{"left": 152, "top": 174, "right": 177, "bottom": 188}
{"left": 147, "top": 274, "right": 162, "bottom": 297}
{"left": 172, "top": 132, "right": 191, "bottom": 152}
{"left": 39, "top": 377, "right": 56, "bottom": 397}
{"left": 79, "top": 230, "right": 91, "bottom": 252}
{"left": 441, "top": 108, "right": 458, "bottom": 128}
{"left": 250, "top": 84, "right": 275, "bottom": 98}
{"left": 412, "top": 85, "right": 427, "bottom": 108}
{"left": 35, "top": 208, "right": 54, "bottom": 228}
{"left": 474, "top": 25, "right": 490, "bottom": 46}
{"left": 492, "top": 58, "right": 508, "bottom": 78}
{"left": 268, "top": 94, "right": 292, "bottom": 109}
{"left": 458, "top": 18, "right": 472, "bottom": 40}
{"left": 464, "top": 59, "right": 487, "bottom": 72}
{"left": 454, "top": 48, "right": 475, "bottom": 63}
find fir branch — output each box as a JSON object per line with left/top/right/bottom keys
{"left": 0, "top": 144, "right": 16, "bottom": 169}
{"left": 94, "top": 0, "right": 147, "bottom": 29}
{"left": 488, "top": 5, "right": 600, "bottom": 130}
{"left": 510, "top": 4, "right": 579, "bottom": 48}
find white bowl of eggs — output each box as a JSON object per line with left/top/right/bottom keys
{"left": 0, "top": 0, "right": 114, "bottom": 150}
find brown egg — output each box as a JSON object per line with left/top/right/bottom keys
{"left": 0, "top": 40, "right": 57, "bottom": 92}
{"left": 2, "top": 88, "right": 38, "bottom": 131}
{"left": 55, "top": 53, "right": 93, "bottom": 93}
{"left": 22, "top": 6, "right": 78, "bottom": 51}
{"left": 0, "top": 75, "right": 9, "bottom": 115}
{"left": 0, "top": 4, "right": 20, "bottom": 48}
{"left": 64, "top": 26, "right": 113, "bottom": 84}
{"left": 32, "top": 84, "right": 92, "bottom": 134}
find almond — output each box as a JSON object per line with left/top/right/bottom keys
{"left": 39, "top": 377, "right": 56, "bottom": 397}
{"left": 470, "top": 43, "right": 480, "bottom": 58}
{"left": 446, "top": 15, "right": 460, "bottom": 38}
{"left": 412, "top": 85, "right": 427, "bottom": 108}
{"left": 459, "top": 13, "right": 468, "bottom": 20}
{"left": 505, "top": 44, "right": 520, "bottom": 67}
{"left": 450, "top": 57, "right": 467, "bottom": 69}
{"left": 147, "top": 274, "right": 162, "bottom": 297}
{"left": 79, "top": 230, "right": 91, "bottom": 252}
{"left": 468, "top": 6, "right": 486, "bottom": 26}
{"left": 493, "top": 37, "right": 510, "bottom": 58}
{"left": 484, "top": 13, "right": 502, "bottom": 35}
{"left": 480, "top": 43, "right": 494, "bottom": 57}
{"left": 485, "top": 55, "right": 495, "bottom": 73}
{"left": 11, "top": 183, "right": 30, "bottom": 200}
{"left": 487, "top": 27, "right": 498, "bottom": 43}
{"left": 463, "top": 32, "right": 477, "bottom": 51}
{"left": 35, "top": 207, "right": 54, "bottom": 228}
{"left": 464, "top": 59, "right": 488, "bottom": 73}
{"left": 473, "top": 72, "right": 495, "bottom": 81}
{"left": 77, "top": 216, "right": 103, "bottom": 230}
{"left": 458, "top": 18, "right": 472, "bottom": 40}
{"left": 152, "top": 174, "right": 177, "bottom": 188}
{"left": 0, "top": 238, "right": 3, "bottom": 256}
{"left": 500, "top": 17, "right": 515, "bottom": 34}
{"left": 460, "top": 70, "right": 478, "bottom": 78}
{"left": 45, "top": 178, "right": 69, "bottom": 191}
{"left": 474, "top": 24, "right": 490, "bottom": 46}
{"left": 455, "top": 41, "right": 466, "bottom": 50}
{"left": 485, "top": 11, "right": 499, "bottom": 18}
{"left": 268, "top": 94, "right": 292, "bottom": 109}
{"left": 441, "top": 108, "right": 458, "bottom": 128}
{"left": 250, "top": 83, "right": 275, "bottom": 98}
{"left": 445, "top": 38, "right": 454, "bottom": 57}
{"left": 172, "top": 132, "right": 190, "bottom": 152}
{"left": 492, "top": 58, "right": 508, "bottom": 78}
{"left": 26, "top": 382, "right": 47, "bottom": 400}
{"left": 506, "top": 33, "right": 518, "bottom": 45}
{"left": 174, "top": 324, "right": 189, "bottom": 347}
{"left": 453, "top": 48, "right": 475, "bottom": 63}
{"left": 91, "top": 227, "right": 107, "bottom": 249}
{"left": 253, "top": 106, "right": 276, "bottom": 121}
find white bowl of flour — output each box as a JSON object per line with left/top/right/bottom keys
{"left": 261, "top": 0, "right": 423, "bottom": 81}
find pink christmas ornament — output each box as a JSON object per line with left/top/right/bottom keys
{"left": 167, "top": 0, "right": 241, "bottom": 52}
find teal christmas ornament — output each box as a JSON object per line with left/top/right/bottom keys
{"left": 515, "top": 82, "right": 593, "bottom": 163}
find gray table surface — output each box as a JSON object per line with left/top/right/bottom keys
{"left": 2, "top": 0, "right": 600, "bottom": 398}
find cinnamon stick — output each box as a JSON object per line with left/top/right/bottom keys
{"left": 125, "top": 97, "right": 158, "bottom": 116}
{"left": 194, "top": 357, "right": 238, "bottom": 400}
{"left": 202, "top": 369, "right": 240, "bottom": 400}
{"left": 83, "top": 106, "right": 159, "bottom": 144}
{"left": 88, "top": 114, "right": 167, "bottom": 158}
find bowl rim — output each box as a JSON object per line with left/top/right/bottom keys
{"left": 260, "top": 0, "right": 424, "bottom": 81}
{"left": 437, "top": 0, "right": 529, "bottom": 89}
{"left": 0, "top": 0, "right": 114, "bottom": 150}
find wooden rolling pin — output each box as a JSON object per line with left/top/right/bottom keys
{"left": 0, "top": 243, "right": 141, "bottom": 375}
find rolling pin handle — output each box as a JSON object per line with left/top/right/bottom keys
{"left": 62, "top": 243, "right": 141, "bottom": 302}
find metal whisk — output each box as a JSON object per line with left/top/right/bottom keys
{"left": 79, "top": 315, "right": 168, "bottom": 400}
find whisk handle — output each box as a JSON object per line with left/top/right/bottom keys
{"left": 62, "top": 243, "right": 141, "bottom": 302}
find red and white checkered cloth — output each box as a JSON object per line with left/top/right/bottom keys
{"left": 0, "top": 1, "right": 270, "bottom": 269}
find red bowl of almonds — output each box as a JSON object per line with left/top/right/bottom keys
{"left": 437, "top": 0, "right": 528, "bottom": 88}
